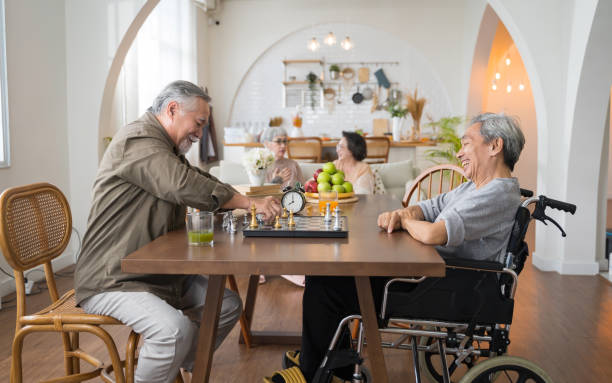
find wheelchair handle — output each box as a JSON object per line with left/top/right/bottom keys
{"left": 539, "top": 195, "right": 576, "bottom": 214}
{"left": 519, "top": 188, "right": 533, "bottom": 197}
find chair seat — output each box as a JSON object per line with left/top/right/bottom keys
{"left": 20, "top": 289, "right": 123, "bottom": 326}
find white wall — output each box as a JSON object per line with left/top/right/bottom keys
{"left": 0, "top": 0, "right": 73, "bottom": 296}
{"left": 205, "top": 0, "right": 478, "bottom": 159}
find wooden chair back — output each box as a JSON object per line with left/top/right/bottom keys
{"left": 0, "top": 183, "right": 72, "bottom": 313}
{"left": 402, "top": 164, "right": 467, "bottom": 207}
{"left": 364, "top": 136, "right": 390, "bottom": 163}
{"left": 287, "top": 137, "right": 322, "bottom": 162}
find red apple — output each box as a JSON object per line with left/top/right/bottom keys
{"left": 313, "top": 168, "right": 324, "bottom": 181}
{"left": 304, "top": 180, "right": 318, "bottom": 193}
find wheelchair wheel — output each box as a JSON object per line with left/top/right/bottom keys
{"left": 418, "top": 336, "right": 477, "bottom": 383}
{"left": 457, "top": 356, "right": 553, "bottom": 383}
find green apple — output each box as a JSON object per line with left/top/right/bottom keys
{"left": 331, "top": 173, "right": 344, "bottom": 185}
{"left": 332, "top": 184, "right": 345, "bottom": 193}
{"left": 317, "top": 182, "right": 332, "bottom": 193}
{"left": 335, "top": 170, "right": 345, "bottom": 179}
{"left": 317, "top": 172, "right": 331, "bottom": 184}
{"left": 342, "top": 181, "right": 353, "bottom": 193}
{"left": 323, "top": 162, "right": 336, "bottom": 174}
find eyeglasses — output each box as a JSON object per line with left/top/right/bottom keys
{"left": 273, "top": 139, "right": 289, "bottom": 144}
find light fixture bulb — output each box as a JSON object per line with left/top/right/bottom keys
{"left": 519, "top": 83, "right": 525, "bottom": 91}
{"left": 341, "top": 36, "right": 353, "bottom": 50}
{"left": 495, "top": 72, "right": 501, "bottom": 80}
{"left": 506, "top": 84, "right": 512, "bottom": 93}
{"left": 505, "top": 58, "right": 511, "bottom": 66}
{"left": 324, "top": 32, "right": 336, "bottom": 46}
{"left": 307, "top": 37, "right": 320, "bottom": 52}
{"left": 491, "top": 83, "right": 497, "bottom": 91}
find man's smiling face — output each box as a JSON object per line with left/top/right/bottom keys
{"left": 173, "top": 98, "right": 210, "bottom": 154}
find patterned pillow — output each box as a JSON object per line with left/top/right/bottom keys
{"left": 373, "top": 168, "right": 387, "bottom": 195}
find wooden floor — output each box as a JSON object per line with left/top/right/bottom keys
{"left": 1, "top": 260, "right": 611, "bottom": 383}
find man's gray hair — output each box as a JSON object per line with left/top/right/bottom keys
{"left": 261, "top": 126, "right": 288, "bottom": 143}
{"left": 150, "top": 80, "right": 211, "bottom": 115}
{"left": 471, "top": 113, "right": 525, "bottom": 171}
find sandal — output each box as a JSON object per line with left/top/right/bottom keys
{"left": 282, "top": 350, "right": 300, "bottom": 369}
{"left": 263, "top": 366, "right": 307, "bottom": 383}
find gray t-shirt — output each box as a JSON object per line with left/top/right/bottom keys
{"left": 417, "top": 178, "right": 520, "bottom": 263}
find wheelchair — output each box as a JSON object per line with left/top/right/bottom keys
{"left": 313, "top": 190, "right": 576, "bottom": 383}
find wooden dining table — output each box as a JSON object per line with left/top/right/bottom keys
{"left": 121, "top": 195, "right": 445, "bottom": 383}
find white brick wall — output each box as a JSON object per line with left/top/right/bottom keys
{"left": 229, "top": 23, "right": 453, "bottom": 139}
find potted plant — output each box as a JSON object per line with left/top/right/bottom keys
{"left": 424, "top": 116, "right": 464, "bottom": 166}
{"left": 306, "top": 72, "right": 320, "bottom": 110}
{"left": 242, "top": 148, "right": 275, "bottom": 186}
{"left": 329, "top": 64, "right": 340, "bottom": 80}
{"left": 386, "top": 100, "right": 408, "bottom": 141}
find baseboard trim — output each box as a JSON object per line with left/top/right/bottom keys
{"left": 1, "top": 253, "right": 76, "bottom": 300}
{"left": 532, "top": 252, "right": 599, "bottom": 275}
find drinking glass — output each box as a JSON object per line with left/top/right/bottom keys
{"left": 187, "top": 211, "right": 214, "bottom": 246}
{"left": 318, "top": 190, "right": 339, "bottom": 215}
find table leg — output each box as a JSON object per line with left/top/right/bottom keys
{"left": 227, "top": 275, "right": 253, "bottom": 348}
{"left": 239, "top": 275, "right": 259, "bottom": 345}
{"left": 355, "top": 276, "right": 389, "bottom": 383}
{"left": 192, "top": 275, "right": 226, "bottom": 383}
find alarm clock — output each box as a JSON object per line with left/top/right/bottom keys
{"left": 281, "top": 183, "right": 307, "bottom": 213}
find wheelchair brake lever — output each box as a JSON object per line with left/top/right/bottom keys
{"left": 543, "top": 214, "right": 567, "bottom": 237}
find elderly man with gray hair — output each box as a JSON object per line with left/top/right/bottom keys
{"left": 267, "top": 113, "right": 526, "bottom": 383}
{"left": 75, "top": 80, "right": 280, "bottom": 383}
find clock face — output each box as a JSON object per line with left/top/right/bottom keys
{"left": 281, "top": 190, "right": 305, "bottom": 213}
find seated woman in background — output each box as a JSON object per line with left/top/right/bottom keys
{"left": 261, "top": 126, "right": 305, "bottom": 287}
{"left": 334, "top": 131, "right": 374, "bottom": 194}
{"left": 261, "top": 127, "right": 304, "bottom": 189}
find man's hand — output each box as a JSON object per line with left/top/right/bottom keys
{"left": 377, "top": 206, "right": 425, "bottom": 233}
{"left": 251, "top": 196, "right": 281, "bottom": 221}
{"left": 272, "top": 167, "right": 292, "bottom": 183}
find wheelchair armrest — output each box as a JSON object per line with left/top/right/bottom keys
{"left": 444, "top": 257, "right": 504, "bottom": 272}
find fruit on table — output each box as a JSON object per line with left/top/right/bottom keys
{"left": 342, "top": 181, "right": 353, "bottom": 193}
{"left": 317, "top": 172, "right": 331, "bottom": 184}
{"left": 335, "top": 170, "right": 345, "bottom": 179}
{"left": 304, "top": 180, "right": 318, "bottom": 193}
{"left": 313, "top": 168, "right": 324, "bottom": 181}
{"left": 323, "top": 162, "right": 336, "bottom": 174}
{"left": 331, "top": 173, "right": 344, "bottom": 185}
{"left": 317, "top": 182, "right": 332, "bottom": 193}
{"left": 332, "top": 185, "right": 345, "bottom": 193}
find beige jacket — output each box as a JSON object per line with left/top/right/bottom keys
{"left": 75, "top": 112, "right": 236, "bottom": 307}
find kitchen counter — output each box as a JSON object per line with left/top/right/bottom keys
{"left": 223, "top": 139, "right": 437, "bottom": 148}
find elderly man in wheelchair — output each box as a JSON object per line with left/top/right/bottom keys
{"left": 264, "top": 113, "right": 576, "bottom": 383}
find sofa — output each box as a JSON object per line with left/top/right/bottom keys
{"left": 208, "top": 159, "right": 418, "bottom": 201}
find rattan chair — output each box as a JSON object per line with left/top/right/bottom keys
{"left": 0, "top": 183, "right": 177, "bottom": 383}
{"left": 364, "top": 136, "right": 391, "bottom": 163}
{"left": 402, "top": 164, "right": 467, "bottom": 207}
{"left": 287, "top": 137, "right": 322, "bottom": 162}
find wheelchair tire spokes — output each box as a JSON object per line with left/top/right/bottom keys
{"left": 457, "top": 356, "right": 553, "bottom": 383}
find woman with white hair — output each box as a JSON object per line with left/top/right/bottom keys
{"left": 261, "top": 126, "right": 305, "bottom": 189}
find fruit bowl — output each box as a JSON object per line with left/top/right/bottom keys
{"left": 305, "top": 191, "right": 355, "bottom": 199}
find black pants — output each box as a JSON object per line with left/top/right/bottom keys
{"left": 298, "top": 276, "right": 396, "bottom": 382}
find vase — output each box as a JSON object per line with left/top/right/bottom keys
{"left": 391, "top": 117, "right": 404, "bottom": 142}
{"left": 289, "top": 126, "right": 303, "bottom": 138}
{"left": 411, "top": 121, "right": 421, "bottom": 141}
{"left": 247, "top": 170, "right": 265, "bottom": 186}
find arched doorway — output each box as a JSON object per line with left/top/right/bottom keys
{"left": 468, "top": 5, "right": 538, "bottom": 247}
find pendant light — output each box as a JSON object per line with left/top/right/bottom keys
{"left": 307, "top": 37, "right": 320, "bottom": 52}
{"left": 324, "top": 32, "right": 336, "bottom": 46}
{"left": 341, "top": 36, "right": 353, "bottom": 50}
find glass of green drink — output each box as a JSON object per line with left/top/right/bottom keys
{"left": 187, "top": 211, "right": 214, "bottom": 246}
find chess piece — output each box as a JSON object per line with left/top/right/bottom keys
{"left": 333, "top": 207, "right": 342, "bottom": 231}
{"left": 274, "top": 216, "right": 282, "bottom": 229}
{"left": 249, "top": 204, "right": 259, "bottom": 229}
{"left": 243, "top": 212, "right": 249, "bottom": 226}
{"left": 281, "top": 207, "right": 288, "bottom": 219}
{"left": 229, "top": 217, "right": 237, "bottom": 234}
{"left": 288, "top": 210, "right": 296, "bottom": 228}
{"left": 324, "top": 202, "right": 332, "bottom": 223}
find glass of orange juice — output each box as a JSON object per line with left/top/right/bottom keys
{"left": 318, "top": 190, "right": 338, "bottom": 215}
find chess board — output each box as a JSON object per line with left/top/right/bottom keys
{"left": 242, "top": 215, "right": 348, "bottom": 238}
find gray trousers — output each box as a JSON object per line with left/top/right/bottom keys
{"left": 81, "top": 275, "right": 242, "bottom": 383}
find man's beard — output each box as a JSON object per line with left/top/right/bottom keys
{"left": 178, "top": 139, "right": 193, "bottom": 155}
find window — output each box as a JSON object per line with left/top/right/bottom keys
{"left": 0, "top": 0, "right": 9, "bottom": 168}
